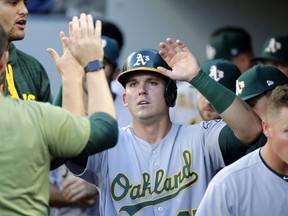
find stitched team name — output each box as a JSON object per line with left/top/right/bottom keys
{"left": 111, "top": 150, "right": 199, "bottom": 215}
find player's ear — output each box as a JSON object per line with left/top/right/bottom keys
{"left": 262, "top": 119, "right": 270, "bottom": 138}
{"left": 122, "top": 92, "right": 128, "bottom": 107}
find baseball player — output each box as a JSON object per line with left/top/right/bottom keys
{"left": 0, "top": 14, "right": 118, "bottom": 216}
{"left": 235, "top": 64, "right": 288, "bottom": 154}
{"left": 206, "top": 26, "right": 254, "bottom": 73}
{"left": 64, "top": 37, "right": 262, "bottom": 215}
{"left": 197, "top": 59, "right": 241, "bottom": 121}
{"left": 0, "top": 0, "right": 51, "bottom": 102}
{"left": 49, "top": 35, "right": 126, "bottom": 216}
{"left": 251, "top": 35, "right": 288, "bottom": 76}
{"left": 196, "top": 84, "right": 288, "bottom": 216}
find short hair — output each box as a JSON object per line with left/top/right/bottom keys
{"left": 267, "top": 84, "right": 288, "bottom": 121}
{"left": 0, "top": 23, "right": 8, "bottom": 86}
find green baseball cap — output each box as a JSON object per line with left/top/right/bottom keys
{"left": 102, "top": 36, "right": 120, "bottom": 67}
{"left": 201, "top": 59, "right": 241, "bottom": 93}
{"left": 117, "top": 48, "right": 172, "bottom": 87}
{"left": 206, "top": 31, "right": 252, "bottom": 60}
{"left": 252, "top": 35, "right": 288, "bottom": 64}
{"left": 236, "top": 64, "right": 288, "bottom": 101}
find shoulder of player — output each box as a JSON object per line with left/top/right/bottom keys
{"left": 212, "top": 149, "right": 261, "bottom": 183}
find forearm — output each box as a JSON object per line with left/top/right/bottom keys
{"left": 49, "top": 183, "right": 74, "bottom": 207}
{"left": 190, "top": 70, "right": 262, "bottom": 144}
{"left": 62, "top": 76, "right": 85, "bottom": 116}
{"left": 86, "top": 70, "right": 117, "bottom": 119}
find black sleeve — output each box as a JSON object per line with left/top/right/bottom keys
{"left": 245, "top": 133, "right": 267, "bottom": 154}
{"left": 219, "top": 125, "right": 250, "bottom": 165}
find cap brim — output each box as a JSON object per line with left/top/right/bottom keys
{"left": 251, "top": 56, "right": 288, "bottom": 64}
{"left": 117, "top": 67, "right": 164, "bottom": 87}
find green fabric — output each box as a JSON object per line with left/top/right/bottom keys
{"left": 207, "top": 31, "right": 252, "bottom": 60}
{"left": 0, "top": 96, "right": 90, "bottom": 215}
{"left": 70, "top": 112, "right": 119, "bottom": 167}
{"left": 219, "top": 125, "right": 250, "bottom": 165}
{"left": 189, "top": 70, "right": 236, "bottom": 114}
{"left": 200, "top": 59, "right": 241, "bottom": 93}
{"left": 86, "top": 112, "right": 118, "bottom": 154}
{"left": 53, "top": 84, "right": 63, "bottom": 106}
{"left": 236, "top": 65, "right": 288, "bottom": 101}
{"left": 252, "top": 35, "right": 288, "bottom": 64}
{"left": 5, "top": 43, "right": 51, "bottom": 102}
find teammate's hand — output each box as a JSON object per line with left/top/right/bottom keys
{"left": 47, "top": 31, "right": 83, "bottom": 80}
{"left": 158, "top": 38, "right": 201, "bottom": 82}
{"left": 63, "top": 13, "right": 104, "bottom": 68}
{"left": 60, "top": 176, "right": 98, "bottom": 208}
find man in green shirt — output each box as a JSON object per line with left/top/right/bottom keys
{"left": 0, "top": 0, "right": 51, "bottom": 102}
{"left": 0, "top": 14, "right": 118, "bottom": 216}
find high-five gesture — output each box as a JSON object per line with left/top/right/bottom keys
{"left": 158, "top": 38, "right": 201, "bottom": 82}
{"left": 65, "top": 13, "right": 104, "bottom": 67}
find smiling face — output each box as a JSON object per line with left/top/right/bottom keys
{"left": 0, "top": 0, "right": 28, "bottom": 42}
{"left": 122, "top": 71, "right": 169, "bottom": 122}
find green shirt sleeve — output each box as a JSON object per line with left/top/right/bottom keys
{"left": 69, "top": 112, "right": 119, "bottom": 167}
{"left": 53, "top": 84, "right": 63, "bottom": 107}
{"left": 219, "top": 125, "right": 250, "bottom": 165}
{"left": 40, "top": 102, "right": 90, "bottom": 159}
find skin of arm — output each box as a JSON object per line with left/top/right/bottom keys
{"left": 157, "top": 38, "right": 262, "bottom": 144}
{"left": 47, "top": 13, "right": 117, "bottom": 208}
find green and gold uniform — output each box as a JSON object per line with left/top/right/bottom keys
{"left": 5, "top": 43, "right": 51, "bottom": 102}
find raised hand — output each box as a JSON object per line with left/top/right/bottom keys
{"left": 47, "top": 31, "right": 83, "bottom": 80}
{"left": 158, "top": 38, "right": 201, "bottom": 82}
{"left": 63, "top": 13, "right": 104, "bottom": 68}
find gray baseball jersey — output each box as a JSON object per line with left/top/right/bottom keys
{"left": 196, "top": 148, "right": 288, "bottom": 216}
{"left": 68, "top": 121, "right": 228, "bottom": 215}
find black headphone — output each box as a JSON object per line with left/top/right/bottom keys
{"left": 165, "top": 79, "right": 178, "bottom": 107}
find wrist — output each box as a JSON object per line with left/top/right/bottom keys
{"left": 84, "top": 60, "right": 105, "bottom": 73}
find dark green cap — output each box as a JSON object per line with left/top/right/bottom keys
{"left": 252, "top": 35, "right": 288, "bottom": 64}
{"left": 117, "top": 48, "right": 172, "bottom": 87}
{"left": 102, "top": 36, "right": 120, "bottom": 67}
{"left": 201, "top": 59, "right": 241, "bottom": 92}
{"left": 236, "top": 64, "right": 288, "bottom": 101}
{"left": 206, "top": 31, "right": 252, "bottom": 60}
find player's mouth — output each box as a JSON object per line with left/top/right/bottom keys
{"left": 16, "top": 19, "right": 27, "bottom": 30}
{"left": 137, "top": 100, "right": 150, "bottom": 106}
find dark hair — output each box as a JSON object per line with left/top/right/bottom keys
{"left": 101, "top": 20, "right": 124, "bottom": 52}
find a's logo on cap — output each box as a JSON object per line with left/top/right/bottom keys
{"left": 101, "top": 39, "right": 107, "bottom": 48}
{"left": 206, "top": 44, "right": 216, "bottom": 59}
{"left": 236, "top": 80, "right": 245, "bottom": 95}
{"left": 209, "top": 65, "right": 224, "bottom": 82}
{"left": 133, "top": 53, "right": 150, "bottom": 67}
{"left": 230, "top": 48, "right": 239, "bottom": 56}
{"left": 266, "top": 80, "right": 274, "bottom": 86}
{"left": 264, "top": 38, "right": 281, "bottom": 53}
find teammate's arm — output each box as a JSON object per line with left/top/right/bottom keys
{"left": 158, "top": 38, "right": 262, "bottom": 145}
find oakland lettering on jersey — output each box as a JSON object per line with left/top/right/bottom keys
{"left": 111, "top": 150, "right": 199, "bottom": 215}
